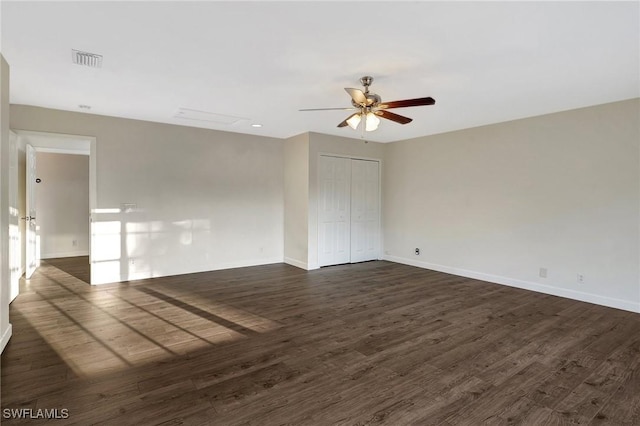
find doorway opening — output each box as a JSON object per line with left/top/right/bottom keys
{"left": 36, "top": 151, "right": 90, "bottom": 282}
{"left": 10, "top": 130, "right": 96, "bottom": 296}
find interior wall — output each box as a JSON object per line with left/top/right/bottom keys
{"left": 11, "top": 105, "right": 284, "bottom": 284}
{"left": 283, "top": 133, "right": 309, "bottom": 269}
{"left": 383, "top": 98, "right": 640, "bottom": 313}
{"left": 35, "top": 152, "right": 89, "bottom": 259}
{"left": 9, "top": 100, "right": 639, "bottom": 313}
{"left": 1, "top": 55, "right": 12, "bottom": 351}
{"left": 307, "top": 132, "right": 386, "bottom": 269}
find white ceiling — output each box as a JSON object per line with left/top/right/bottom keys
{"left": 2, "top": 1, "right": 638, "bottom": 143}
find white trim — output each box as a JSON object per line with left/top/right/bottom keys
{"left": 317, "top": 151, "right": 382, "bottom": 163}
{"left": 284, "top": 257, "right": 308, "bottom": 270}
{"left": 12, "top": 130, "right": 92, "bottom": 155}
{"left": 209, "top": 258, "right": 286, "bottom": 272}
{"left": 91, "top": 257, "right": 286, "bottom": 285}
{"left": 41, "top": 250, "right": 89, "bottom": 259}
{"left": 14, "top": 130, "right": 98, "bottom": 283}
{"left": 34, "top": 147, "right": 89, "bottom": 156}
{"left": 89, "top": 137, "right": 97, "bottom": 268}
{"left": 384, "top": 255, "right": 640, "bottom": 314}
{"left": 317, "top": 153, "right": 383, "bottom": 268}
{"left": 1, "top": 324, "right": 13, "bottom": 354}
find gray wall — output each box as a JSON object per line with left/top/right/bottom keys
{"left": 11, "top": 105, "right": 284, "bottom": 284}
{"left": 283, "top": 131, "right": 386, "bottom": 270}
{"left": 283, "top": 133, "right": 309, "bottom": 269}
{"left": 35, "top": 152, "right": 90, "bottom": 259}
{"left": 9, "top": 98, "right": 640, "bottom": 314}
{"left": 383, "top": 99, "right": 640, "bottom": 312}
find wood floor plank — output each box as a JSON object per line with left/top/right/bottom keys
{"left": 2, "top": 257, "right": 639, "bottom": 425}
{"left": 589, "top": 355, "right": 640, "bottom": 425}
{"left": 554, "top": 336, "right": 640, "bottom": 424}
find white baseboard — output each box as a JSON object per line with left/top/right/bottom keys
{"left": 42, "top": 250, "right": 89, "bottom": 259}
{"left": 384, "top": 255, "right": 640, "bottom": 314}
{"left": 284, "top": 257, "right": 308, "bottom": 270}
{"left": 91, "top": 257, "right": 285, "bottom": 285}
{"left": 1, "top": 323, "right": 13, "bottom": 354}
{"left": 201, "top": 257, "right": 285, "bottom": 273}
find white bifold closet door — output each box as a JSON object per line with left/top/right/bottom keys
{"left": 318, "top": 155, "right": 380, "bottom": 267}
{"left": 318, "top": 156, "right": 351, "bottom": 266}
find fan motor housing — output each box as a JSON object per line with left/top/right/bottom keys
{"left": 360, "top": 76, "right": 374, "bottom": 87}
{"left": 367, "top": 93, "right": 381, "bottom": 106}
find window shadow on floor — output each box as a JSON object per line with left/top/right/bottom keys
{"left": 137, "top": 287, "right": 259, "bottom": 337}
{"left": 43, "top": 256, "right": 90, "bottom": 284}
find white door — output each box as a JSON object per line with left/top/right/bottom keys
{"left": 8, "top": 132, "right": 20, "bottom": 301}
{"left": 318, "top": 156, "right": 351, "bottom": 267}
{"left": 25, "top": 144, "right": 38, "bottom": 279}
{"left": 350, "top": 159, "right": 380, "bottom": 263}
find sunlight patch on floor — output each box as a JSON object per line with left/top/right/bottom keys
{"left": 18, "top": 268, "right": 280, "bottom": 378}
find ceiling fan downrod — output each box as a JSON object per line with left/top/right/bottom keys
{"left": 360, "top": 76, "right": 373, "bottom": 94}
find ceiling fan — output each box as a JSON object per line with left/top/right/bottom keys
{"left": 300, "top": 76, "right": 435, "bottom": 132}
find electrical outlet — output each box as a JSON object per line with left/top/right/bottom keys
{"left": 122, "top": 203, "right": 137, "bottom": 213}
{"left": 539, "top": 267, "right": 547, "bottom": 278}
{"left": 577, "top": 274, "right": 584, "bottom": 283}
{"left": 415, "top": 248, "right": 420, "bottom": 255}
{"left": 72, "top": 239, "right": 78, "bottom": 247}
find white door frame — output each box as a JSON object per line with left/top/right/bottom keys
{"left": 8, "top": 131, "right": 20, "bottom": 301}
{"left": 13, "top": 130, "right": 96, "bottom": 283}
{"left": 25, "top": 143, "right": 37, "bottom": 279}
{"left": 317, "top": 153, "right": 382, "bottom": 267}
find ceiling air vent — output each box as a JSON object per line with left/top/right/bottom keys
{"left": 174, "top": 108, "right": 248, "bottom": 125}
{"left": 72, "top": 49, "right": 103, "bottom": 68}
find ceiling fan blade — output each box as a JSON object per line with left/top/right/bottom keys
{"left": 376, "top": 110, "right": 413, "bottom": 125}
{"left": 338, "top": 113, "right": 359, "bottom": 128}
{"left": 379, "top": 97, "right": 435, "bottom": 109}
{"left": 299, "top": 107, "right": 358, "bottom": 111}
{"left": 345, "top": 88, "right": 367, "bottom": 105}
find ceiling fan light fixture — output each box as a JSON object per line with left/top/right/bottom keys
{"left": 300, "top": 76, "right": 435, "bottom": 132}
{"left": 346, "top": 113, "right": 362, "bottom": 130}
{"left": 365, "top": 112, "right": 380, "bottom": 131}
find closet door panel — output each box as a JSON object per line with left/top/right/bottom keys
{"left": 318, "top": 156, "right": 351, "bottom": 267}
{"left": 351, "top": 159, "right": 380, "bottom": 263}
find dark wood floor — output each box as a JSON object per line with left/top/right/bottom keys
{"left": 2, "top": 258, "right": 639, "bottom": 425}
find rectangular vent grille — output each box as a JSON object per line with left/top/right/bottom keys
{"left": 72, "top": 49, "right": 103, "bottom": 68}
{"left": 174, "top": 108, "right": 248, "bottom": 125}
